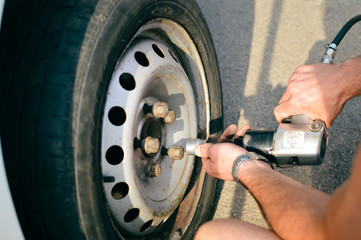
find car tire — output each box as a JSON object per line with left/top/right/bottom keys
{"left": 0, "top": 0, "right": 223, "bottom": 239}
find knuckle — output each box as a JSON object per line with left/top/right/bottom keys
{"left": 295, "top": 64, "right": 311, "bottom": 72}
{"left": 295, "top": 65, "right": 305, "bottom": 72}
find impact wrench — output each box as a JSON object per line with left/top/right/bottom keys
{"left": 185, "top": 14, "right": 361, "bottom": 167}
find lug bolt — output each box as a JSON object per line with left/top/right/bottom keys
{"left": 134, "top": 137, "right": 160, "bottom": 155}
{"left": 146, "top": 163, "right": 162, "bottom": 178}
{"left": 143, "top": 102, "right": 169, "bottom": 118}
{"left": 163, "top": 110, "right": 176, "bottom": 124}
{"left": 162, "top": 145, "right": 184, "bottom": 160}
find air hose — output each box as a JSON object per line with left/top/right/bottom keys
{"left": 322, "top": 14, "right": 361, "bottom": 64}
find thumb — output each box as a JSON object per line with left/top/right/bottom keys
{"left": 194, "top": 143, "right": 213, "bottom": 157}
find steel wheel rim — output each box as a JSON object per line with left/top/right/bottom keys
{"left": 101, "top": 19, "right": 210, "bottom": 237}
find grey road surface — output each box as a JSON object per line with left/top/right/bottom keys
{"left": 197, "top": 0, "right": 361, "bottom": 228}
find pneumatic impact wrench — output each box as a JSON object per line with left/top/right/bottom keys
{"left": 185, "top": 14, "right": 361, "bottom": 167}
{"left": 186, "top": 115, "right": 328, "bottom": 167}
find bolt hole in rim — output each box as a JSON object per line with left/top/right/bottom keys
{"left": 152, "top": 44, "right": 165, "bottom": 58}
{"left": 134, "top": 51, "right": 150, "bottom": 67}
{"left": 124, "top": 208, "right": 141, "bottom": 223}
{"left": 105, "top": 145, "right": 124, "bottom": 165}
{"left": 101, "top": 19, "right": 210, "bottom": 237}
{"left": 119, "top": 73, "right": 136, "bottom": 91}
{"left": 108, "top": 106, "right": 126, "bottom": 126}
{"left": 111, "top": 182, "right": 129, "bottom": 200}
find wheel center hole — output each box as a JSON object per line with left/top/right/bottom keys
{"left": 141, "top": 117, "right": 162, "bottom": 141}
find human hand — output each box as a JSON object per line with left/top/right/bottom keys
{"left": 194, "top": 125, "right": 250, "bottom": 181}
{"left": 207, "top": 124, "right": 251, "bottom": 143}
{"left": 273, "top": 63, "right": 349, "bottom": 128}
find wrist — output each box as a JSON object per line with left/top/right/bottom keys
{"left": 237, "top": 159, "right": 273, "bottom": 183}
{"left": 232, "top": 152, "right": 273, "bottom": 184}
{"left": 339, "top": 56, "right": 361, "bottom": 101}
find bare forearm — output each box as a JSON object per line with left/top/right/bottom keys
{"left": 322, "top": 147, "right": 361, "bottom": 240}
{"left": 238, "top": 161, "right": 330, "bottom": 240}
{"left": 339, "top": 55, "right": 361, "bottom": 100}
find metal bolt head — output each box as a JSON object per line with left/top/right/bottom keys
{"left": 152, "top": 102, "right": 169, "bottom": 118}
{"left": 167, "top": 145, "right": 184, "bottom": 160}
{"left": 164, "top": 110, "right": 176, "bottom": 124}
{"left": 143, "top": 137, "right": 160, "bottom": 154}
{"left": 310, "top": 121, "right": 324, "bottom": 132}
{"left": 147, "top": 163, "right": 162, "bottom": 178}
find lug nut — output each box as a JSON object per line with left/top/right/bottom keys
{"left": 143, "top": 137, "right": 160, "bottom": 154}
{"left": 143, "top": 102, "right": 169, "bottom": 118}
{"left": 162, "top": 145, "right": 184, "bottom": 160}
{"left": 163, "top": 110, "right": 176, "bottom": 124}
{"left": 146, "top": 163, "right": 162, "bottom": 178}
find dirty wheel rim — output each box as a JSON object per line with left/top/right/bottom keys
{"left": 101, "top": 19, "right": 210, "bottom": 237}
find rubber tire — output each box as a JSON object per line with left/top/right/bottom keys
{"left": 0, "top": 0, "right": 223, "bottom": 239}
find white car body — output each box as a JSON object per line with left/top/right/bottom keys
{"left": 0, "top": 0, "right": 25, "bottom": 238}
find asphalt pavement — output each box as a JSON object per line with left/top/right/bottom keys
{"left": 197, "top": 0, "right": 361, "bottom": 228}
